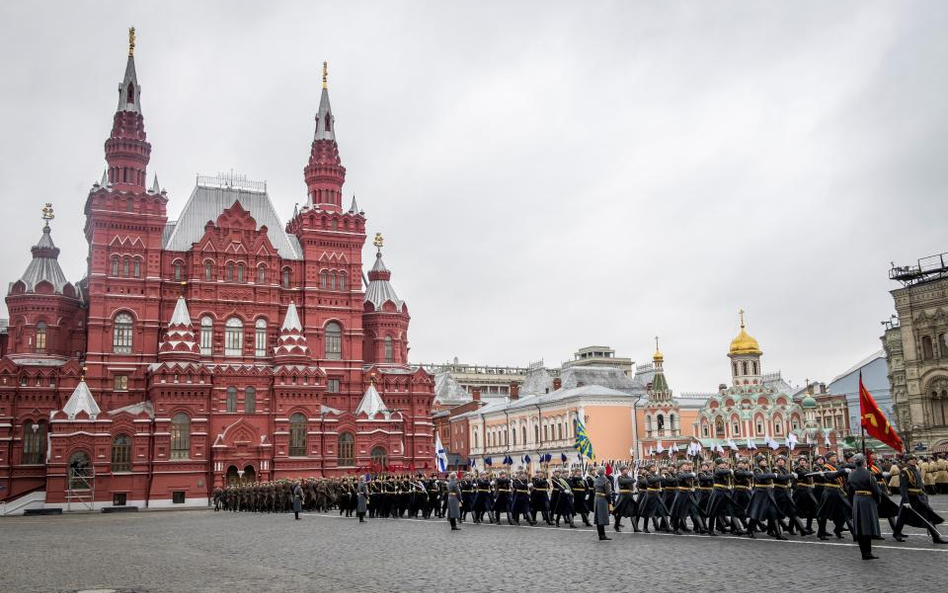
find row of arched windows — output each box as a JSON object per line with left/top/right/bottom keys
{"left": 319, "top": 270, "right": 348, "bottom": 291}
{"left": 920, "top": 334, "right": 948, "bottom": 361}
{"left": 110, "top": 256, "right": 143, "bottom": 278}
{"left": 286, "top": 419, "right": 380, "bottom": 467}
{"left": 225, "top": 386, "right": 257, "bottom": 413}
{"left": 114, "top": 311, "right": 344, "bottom": 359}
{"left": 733, "top": 360, "right": 759, "bottom": 376}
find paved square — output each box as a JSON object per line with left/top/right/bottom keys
{"left": 2, "top": 503, "right": 948, "bottom": 593}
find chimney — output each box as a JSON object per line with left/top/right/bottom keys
{"left": 819, "top": 382, "right": 826, "bottom": 394}
{"left": 553, "top": 378, "right": 562, "bottom": 391}
{"left": 509, "top": 382, "right": 519, "bottom": 400}
{"left": 472, "top": 387, "right": 481, "bottom": 401}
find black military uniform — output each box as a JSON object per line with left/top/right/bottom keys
{"left": 613, "top": 469, "right": 638, "bottom": 532}
{"left": 846, "top": 454, "right": 881, "bottom": 559}
{"left": 893, "top": 457, "right": 948, "bottom": 544}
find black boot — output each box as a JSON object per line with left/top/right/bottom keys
{"left": 597, "top": 525, "right": 611, "bottom": 541}
{"left": 450, "top": 518, "right": 461, "bottom": 531}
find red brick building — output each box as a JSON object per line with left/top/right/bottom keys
{"left": 0, "top": 34, "right": 434, "bottom": 512}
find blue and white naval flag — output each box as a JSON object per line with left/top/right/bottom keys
{"left": 435, "top": 432, "right": 448, "bottom": 472}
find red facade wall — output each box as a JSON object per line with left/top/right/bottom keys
{"left": 0, "top": 46, "right": 434, "bottom": 509}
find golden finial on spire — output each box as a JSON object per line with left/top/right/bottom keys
{"left": 41, "top": 203, "right": 55, "bottom": 227}
{"left": 739, "top": 308, "right": 745, "bottom": 329}
{"left": 128, "top": 27, "right": 136, "bottom": 57}
{"left": 653, "top": 336, "right": 664, "bottom": 363}
{"left": 373, "top": 232, "right": 384, "bottom": 251}
{"left": 322, "top": 61, "right": 328, "bottom": 89}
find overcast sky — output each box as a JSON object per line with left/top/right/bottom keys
{"left": 1, "top": 1, "right": 946, "bottom": 393}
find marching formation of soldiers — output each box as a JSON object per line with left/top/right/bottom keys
{"left": 214, "top": 452, "right": 946, "bottom": 559}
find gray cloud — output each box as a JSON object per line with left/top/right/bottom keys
{"left": 1, "top": 1, "right": 945, "bottom": 392}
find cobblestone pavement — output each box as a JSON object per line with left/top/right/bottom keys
{"left": 3, "top": 501, "right": 948, "bottom": 593}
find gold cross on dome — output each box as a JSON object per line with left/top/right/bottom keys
{"left": 373, "top": 232, "right": 384, "bottom": 250}
{"left": 129, "top": 27, "right": 136, "bottom": 57}
{"left": 739, "top": 309, "right": 745, "bottom": 328}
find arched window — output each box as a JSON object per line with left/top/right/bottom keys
{"left": 512, "top": 427, "right": 517, "bottom": 446}
{"left": 534, "top": 424, "right": 539, "bottom": 443}
{"left": 330, "top": 272, "right": 337, "bottom": 290}
{"left": 126, "top": 82, "right": 135, "bottom": 104}
{"left": 173, "top": 261, "right": 183, "bottom": 282}
{"left": 170, "top": 413, "right": 190, "bottom": 459}
{"left": 756, "top": 419, "right": 764, "bottom": 435}
{"left": 111, "top": 434, "right": 131, "bottom": 472}
{"left": 68, "top": 451, "right": 92, "bottom": 490}
{"left": 122, "top": 257, "right": 130, "bottom": 277}
{"left": 227, "top": 263, "right": 235, "bottom": 281}
{"left": 245, "top": 387, "right": 256, "bottom": 413}
{"left": 320, "top": 271, "right": 328, "bottom": 289}
{"left": 126, "top": 197, "right": 134, "bottom": 212}
{"left": 371, "top": 446, "right": 387, "bottom": 469}
{"left": 543, "top": 424, "right": 549, "bottom": 441}
{"left": 669, "top": 413, "right": 677, "bottom": 432}
{"left": 339, "top": 274, "right": 346, "bottom": 291}
{"left": 225, "top": 318, "right": 243, "bottom": 356}
{"left": 473, "top": 429, "right": 479, "bottom": 449}
{"left": 384, "top": 336, "right": 394, "bottom": 363}
{"left": 742, "top": 361, "right": 748, "bottom": 375}
{"left": 282, "top": 268, "right": 291, "bottom": 288}
{"left": 257, "top": 265, "right": 266, "bottom": 284}
{"left": 134, "top": 258, "right": 141, "bottom": 278}
{"left": 237, "top": 263, "right": 244, "bottom": 283}
{"left": 715, "top": 417, "right": 725, "bottom": 438}
{"left": 557, "top": 423, "right": 563, "bottom": 440}
{"left": 733, "top": 421, "right": 741, "bottom": 436}
{"left": 657, "top": 414, "right": 665, "bottom": 430}
{"left": 522, "top": 425, "right": 527, "bottom": 444}
{"left": 751, "top": 361, "right": 758, "bottom": 375}
{"left": 113, "top": 313, "right": 133, "bottom": 353}
{"left": 35, "top": 321, "right": 47, "bottom": 352}
{"left": 289, "top": 413, "right": 307, "bottom": 456}
{"left": 324, "top": 322, "right": 342, "bottom": 359}
{"left": 338, "top": 432, "right": 355, "bottom": 466}
{"left": 922, "top": 336, "right": 934, "bottom": 360}
{"left": 205, "top": 261, "right": 214, "bottom": 280}
{"left": 111, "top": 256, "right": 119, "bottom": 276}
{"left": 22, "top": 421, "right": 46, "bottom": 464}
{"left": 255, "top": 319, "right": 267, "bottom": 357}
{"left": 226, "top": 387, "right": 237, "bottom": 413}
{"left": 733, "top": 362, "right": 739, "bottom": 376}
{"left": 200, "top": 316, "right": 213, "bottom": 355}
{"left": 775, "top": 420, "right": 783, "bottom": 435}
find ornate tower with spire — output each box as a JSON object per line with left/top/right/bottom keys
{"left": 362, "top": 233, "right": 410, "bottom": 365}
{"left": 83, "top": 28, "right": 169, "bottom": 399}
{"left": 105, "top": 27, "right": 151, "bottom": 191}
{"left": 303, "top": 62, "right": 346, "bottom": 212}
{"left": 729, "top": 309, "right": 763, "bottom": 386}
{"left": 5, "top": 204, "right": 85, "bottom": 359}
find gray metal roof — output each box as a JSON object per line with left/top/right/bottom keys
{"left": 315, "top": 87, "right": 335, "bottom": 141}
{"left": 364, "top": 253, "right": 403, "bottom": 310}
{"left": 163, "top": 182, "right": 302, "bottom": 260}
{"left": 434, "top": 372, "right": 471, "bottom": 404}
{"left": 12, "top": 226, "right": 72, "bottom": 295}
{"left": 116, "top": 55, "right": 141, "bottom": 113}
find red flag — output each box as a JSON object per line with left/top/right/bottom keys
{"left": 605, "top": 462, "right": 613, "bottom": 477}
{"left": 859, "top": 374, "right": 903, "bottom": 452}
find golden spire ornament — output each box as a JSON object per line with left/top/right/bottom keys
{"left": 41, "top": 203, "right": 55, "bottom": 227}
{"left": 322, "top": 61, "right": 328, "bottom": 89}
{"left": 373, "top": 232, "right": 384, "bottom": 251}
{"left": 128, "top": 27, "right": 136, "bottom": 57}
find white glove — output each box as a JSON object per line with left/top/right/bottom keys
{"left": 844, "top": 468, "right": 852, "bottom": 474}
{"left": 791, "top": 472, "right": 798, "bottom": 479}
{"left": 903, "top": 503, "right": 912, "bottom": 508}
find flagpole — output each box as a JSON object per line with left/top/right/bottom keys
{"left": 859, "top": 371, "right": 867, "bottom": 457}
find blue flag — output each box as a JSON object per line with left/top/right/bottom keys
{"left": 485, "top": 457, "right": 492, "bottom": 466}
{"left": 524, "top": 454, "right": 531, "bottom": 464}
{"left": 561, "top": 453, "right": 568, "bottom": 463}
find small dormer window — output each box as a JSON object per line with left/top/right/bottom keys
{"left": 126, "top": 82, "right": 135, "bottom": 104}
{"left": 324, "top": 112, "right": 331, "bottom": 132}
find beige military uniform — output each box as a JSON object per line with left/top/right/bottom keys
{"left": 936, "top": 457, "right": 948, "bottom": 488}
{"left": 888, "top": 463, "right": 900, "bottom": 489}
{"left": 924, "top": 460, "right": 937, "bottom": 487}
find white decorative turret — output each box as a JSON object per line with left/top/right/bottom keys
{"left": 61, "top": 379, "right": 101, "bottom": 420}
{"left": 158, "top": 296, "right": 200, "bottom": 361}
{"left": 355, "top": 380, "right": 391, "bottom": 419}
{"left": 273, "top": 301, "right": 310, "bottom": 363}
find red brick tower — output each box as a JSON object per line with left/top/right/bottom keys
{"left": 362, "top": 233, "right": 411, "bottom": 366}
{"left": 303, "top": 62, "right": 346, "bottom": 212}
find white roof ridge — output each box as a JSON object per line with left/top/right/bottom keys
{"left": 281, "top": 301, "right": 303, "bottom": 332}
{"left": 62, "top": 380, "right": 101, "bottom": 420}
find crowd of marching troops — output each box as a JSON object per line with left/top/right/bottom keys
{"left": 214, "top": 452, "right": 948, "bottom": 558}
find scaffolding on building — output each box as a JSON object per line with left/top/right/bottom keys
{"left": 65, "top": 465, "right": 95, "bottom": 512}
{"left": 890, "top": 252, "right": 948, "bottom": 287}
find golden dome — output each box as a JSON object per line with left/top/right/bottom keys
{"left": 653, "top": 336, "right": 664, "bottom": 363}
{"left": 729, "top": 310, "right": 762, "bottom": 356}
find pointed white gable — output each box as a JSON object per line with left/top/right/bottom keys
{"left": 355, "top": 383, "right": 389, "bottom": 418}
{"left": 169, "top": 296, "right": 192, "bottom": 326}
{"left": 62, "top": 380, "right": 101, "bottom": 420}
{"left": 281, "top": 301, "right": 303, "bottom": 332}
